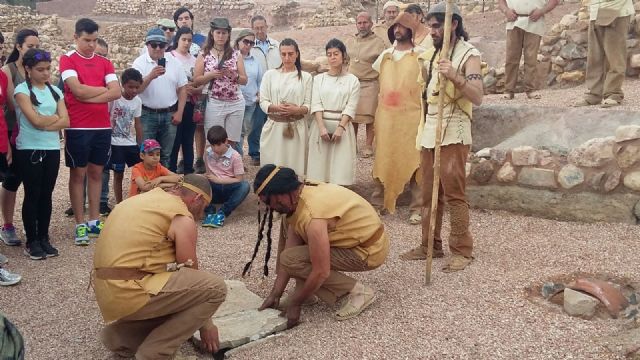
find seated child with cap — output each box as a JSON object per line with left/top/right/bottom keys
{"left": 202, "top": 126, "right": 250, "bottom": 228}
{"left": 129, "top": 139, "right": 182, "bottom": 197}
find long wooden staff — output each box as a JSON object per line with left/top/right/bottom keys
{"left": 426, "top": 0, "right": 454, "bottom": 285}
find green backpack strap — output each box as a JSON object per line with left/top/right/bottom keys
{"left": 0, "top": 312, "right": 25, "bottom": 360}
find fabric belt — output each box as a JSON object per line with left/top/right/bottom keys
{"left": 142, "top": 103, "right": 178, "bottom": 113}
{"left": 323, "top": 110, "right": 342, "bottom": 114}
{"left": 360, "top": 224, "right": 385, "bottom": 248}
{"left": 516, "top": 13, "right": 530, "bottom": 17}
{"left": 94, "top": 267, "right": 153, "bottom": 280}
{"left": 268, "top": 113, "right": 305, "bottom": 122}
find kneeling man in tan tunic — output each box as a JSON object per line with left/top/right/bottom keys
{"left": 253, "top": 164, "right": 389, "bottom": 328}
{"left": 93, "top": 174, "right": 227, "bottom": 360}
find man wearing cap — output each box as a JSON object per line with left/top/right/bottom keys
{"left": 370, "top": 12, "right": 425, "bottom": 225}
{"left": 401, "top": 3, "right": 483, "bottom": 273}
{"left": 498, "top": 0, "right": 558, "bottom": 100}
{"left": 345, "top": 12, "right": 386, "bottom": 158}
{"left": 574, "top": 0, "right": 634, "bottom": 107}
{"left": 247, "top": 15, "right": 282, "bottom": 166}
{"left": 133, "top": 28, "right": 188, "bottom": 168}
{"left": 94, "top": 174, "right": 227, "bottom": 359}
{"left": 253, "top": 164, "right": 389, "bottom": 328}
{"left": 372, "top": 1, "right": 401, "bottom": 48}
{"left": 157, "top": 18, "right": 176, "bottom": 45}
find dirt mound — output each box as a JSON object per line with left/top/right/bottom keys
{"left": 36, "top": 0, "right": 96, "bottom": 17}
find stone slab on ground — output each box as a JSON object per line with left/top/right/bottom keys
{"left": 467, "top": 185, "right": 640, "bottom": 224}
{"left": 192, "top": 280, "right": 287, "bottom": 352}
{"left": 563, "top": 288, "right": 599, "bottom": 318}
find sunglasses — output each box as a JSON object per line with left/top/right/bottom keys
{"left": 148, "top": 42, "right": 167, "bottom": 49}
{"left": 161, "top": 26, "right": 175, "bottom": 32}
{"left": 242, "top": 39, "right": 255, "bottom": 46}
{"left": 34, "top": 51, "right": 52, "bottom": 62}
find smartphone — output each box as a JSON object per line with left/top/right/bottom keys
{"left": 158, "top": 58, "right": 166, "bottom": 68}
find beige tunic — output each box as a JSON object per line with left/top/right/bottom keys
{"left": 372, "top": 21, "right": 392, "bottom": 48}
{"left": 346, "top": 32, "right": 386, "bottom": 124}
{"left": 308, "top": 72, "right": 360, "bottom": 185}
{"left": 505, "top": 0, "right": 549, "bottom": 36}
{"left": 259, "top": 69, "right": 313, "bottom": 176}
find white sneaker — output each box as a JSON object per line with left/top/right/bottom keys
{"left": 0, "top": 268, "right": 21, "bottom": 286}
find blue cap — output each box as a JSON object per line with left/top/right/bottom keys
{"left": 146, "top": 28, "right": 167, "bottom": 44}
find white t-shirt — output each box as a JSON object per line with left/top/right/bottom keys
{"left": 110, "top": 95, "right": 142, "bottom": 146}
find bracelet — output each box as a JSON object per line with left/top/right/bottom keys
{"left": 338, "top": 124, "right": 346, "bottom": 131}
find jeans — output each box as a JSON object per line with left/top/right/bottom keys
{"left": 205, "top": 181, "right": 250, "bottom": 216}
{"left": 248, "top": 105, "right": 266, "bottom": 161}
{"left": 169, "top": 102, "right": 196, "bottom": 173}
{"left": 141, "top": 109, "right": 177, "bottom": 168}
{"left": 14, "top": 149, "right": 60, "bottom": 243}
{"left": 236, "top": 103, "right": 257, "bottom": 156}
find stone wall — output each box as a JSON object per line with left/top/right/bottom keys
{"left": 93, "top": 0, "right": 254, "bottom": 18}
{"left": 101, "top": 21, "right": 156, "bottom": 72}
{"left": 466, "top": 125, "right": 640, "bottom": 223}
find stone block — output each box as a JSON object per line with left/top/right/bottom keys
{"left": 631, "top": 54, "right": 640, "bottom": 68}
{"left": 559, "top": 70, "right": 585, "bottom": 82}
{"left": 538, "top": 150, "right": 553, "bottom": 166}
{"left": 566, "top": 30, "right": 588, "bottom": 45}
{"left": 615, "top": 125, "right": 640, "bottom": 142}
{"left": 192, "top": 280, "right": 287, "bottom": 352}
{"left": 471, "top": 160, "right": 494, "bottom": 184}
{"left": 616, "top": 144, "right": 640, "bottom": 168}
{"left": 559, "top": 14, "right": 578, "bottom": 27}
{"left": 496, "top": 162, "right": 516, "bottom": 183}
{"left": 558, "top": 164, "right": 584, "bottom": 189}
{"left": 604, "top": 170, "right": 622, "bottom": 192}
{"left": 627, "top": 39, "right": 639, "bottom": 49}
{"left": 564, "top": 59, "right": 586, "bottom": 72}
{"left": 568, "top": 137, "right": 616, "bottom": 167}
{"left": 511, "top": 146, "right": 538, "bottom": 166}
{"left": 552, "top": 56, "right": 567, "bottom": 66}
{"left": 559, "top": 43, "right": 587, "bottom": 60}
{"left": 563, "top": 288, "right": 599, "bottom": 319}
{"left": 518, "top": 167, "right": 557, "bottom": 188}
{"left": 588, "top": 171, "right": 606, "bottom": 191}
{"left": 475, "top": 147, "right": 491, "bottom": 158}
{"left": 490, "top": 148, "right": 507, "bottom": 165}
{"left": 623, "top": 171, "right": 640, "bottom": 191}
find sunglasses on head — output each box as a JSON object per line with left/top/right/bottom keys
{"left": 161, "top": 26, "right": 175, "bottom": 32}
{"left": 242, "top": 39, "right": 255, "bottom": 46}
{"left": 148, "top": 42, "right": 167, "bottom": 49}
{"left": 34, "top": 51, "right": 52, "bottom": 62}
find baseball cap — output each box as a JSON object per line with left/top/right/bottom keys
{"left": 156, "top": 18, "right": 176, "bottom": 29}
{"left": 146, "top": 28, "right": 167, "bottom": 44}
{"left": 140, "top": 139, "right": 161, "bottom": 153}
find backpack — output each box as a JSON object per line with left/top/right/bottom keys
{"left": 0, "top": 313, "right": 24, "bottom": 360}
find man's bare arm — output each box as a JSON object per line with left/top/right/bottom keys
{"left": 168, "top": 215, "right": 199, "bottom": 269}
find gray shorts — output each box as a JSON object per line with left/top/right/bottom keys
{"left": 204, "top": 97, "right": 245, "bottom": 142}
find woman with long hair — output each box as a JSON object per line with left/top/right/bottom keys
{"left": 233, "top": 29, "right": 262, "bottom": 155}
{"left": 14, "top": 49, "right": 69, "bottom": 259}
{"left": 258, "top": 38, "right": 312, "bottom": 176}
{"left": 168, "top": 26, "right": 202, "bottom": 174}
{"left": 194, "top": 18, "right": 247, "bottom": 152}
{"left": 308, "top": 39, "right": 360, "bottom": 185}
{"left": 0, "top": 29, "right": 39, "bottom": 247}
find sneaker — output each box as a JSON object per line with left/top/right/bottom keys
{"left": 40, "top": 235, "right": 59, "bottom": 257}
{"left": 211, "top": 212, "right": 225, "bottom": 228}
{"left": 74, "top": 224, "right": 90, "bottom": 246}
{"left": 99, "top": 203, "right": 112, "bottom": 216}
{"left": 195, "top": 158, "right": 206, "bottom": 174}
{"left": 87, "top": 221, "right": 104, "bottom": 238}
{"left": 0, "top": 225, "right": 21, "bottom": 246}
{"left": 0, "top": 268, "right": 21, "bottom": 286}
{"left": 24, "top": 242, "right": 47, "bottom": 260}
{"left": 202, "top": 213, "right": 216, "bottom": 228}
{"left": 64, "top": 207, "right": 74, "bottom": 217}
{"left": 0, "top": 253, "right": 7, "bottom": 265}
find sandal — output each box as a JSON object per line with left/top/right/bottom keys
{"left": 360, "top": 146, "right": 374, "bottom": 158}
{"left": 399, "top": 246, "right": 445, "bottom": 261}
{"left": 525, "top": 92, "right": 541, "bottom": 99}
{"left": 334, "top": 283, "right": 376, "bottom": 321}
{"left": 573, "top": 99, "right": 598, "bottom": 107}
{"left": 408, "top": 213, "right": 422, "bottom": 225}
{"left": 600, "top": 98, "right": 621, "bottom": 108}
{"left": 441, "top": 254, "right": 472, "bottom": 273}
{"left": 503, "top": 92, "right": 514, "bottom": 100}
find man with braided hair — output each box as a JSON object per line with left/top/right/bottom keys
{"left": 400, "top": 2, "right": 483, "bottom": 272}
{"left": 93, "top": 174, "right": 227, "bottom": 359}
{"left": 251, "top": 164, "right": 389, "bottom": 328}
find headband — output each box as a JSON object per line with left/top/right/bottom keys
{"left": 255, "top": 166, "right": 281, "bottom": 196}
{"left": 182, "top": 182, "right": 212, "bottom": 204}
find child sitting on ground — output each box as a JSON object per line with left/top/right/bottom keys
{"left": 202, "top": 126, "right": 250, "bottom": 228}
{"left": 129, "top": 139, "right": 182, "bottom": 197}
{"left": 108, "top": 68, "right": 143, "bottom": 204}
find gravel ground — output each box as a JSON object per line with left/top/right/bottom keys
{"left": 0, "top": 136, "right": 638, "bottom": 359}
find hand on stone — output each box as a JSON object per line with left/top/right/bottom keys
{"left": 505, "top": 8, "right": 517, "bottom": 22}
{"left": 280, "top": 303, "right": 301, "bottom": 329}
{"left": 259, "top": 294, "right": 280, "bottom": 311}
{"left": 529, "top": 8, "right": 544, "bottom": 22}
{"left": 199, "top": 326, "right": 220, "bottom": 354}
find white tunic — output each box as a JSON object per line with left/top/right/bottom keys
{"left": 308, "top": 72, "right": 360, "bottom": 185}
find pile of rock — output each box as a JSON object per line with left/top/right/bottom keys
{"left": 484, "top": 0, "right": 640, "bottom": 93}
{"left": 271, "top": 1, "right": 315, "bottom": 27}
{"left": 101, "top": 21, "right": 156, "bottom": 71}
{"left": 302, "top": 0, "right": 364, "bottom": 28}
{"left": 467, "top": 125, "right": 640, "bottom": 222}
{"left": 0, "top": 4, "right": 69, "bottom": 80}
{"left": 93, "top": 0, "right": 255, "bottom": 18}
